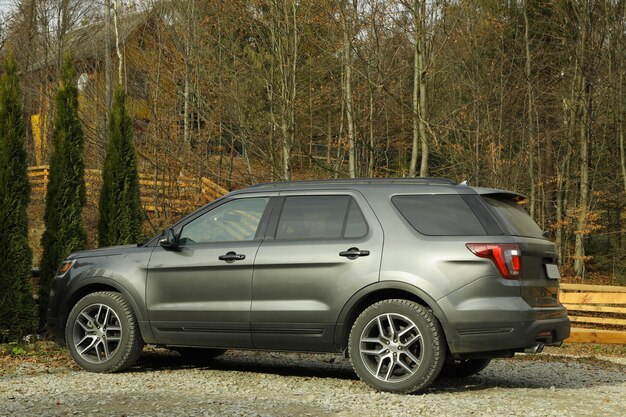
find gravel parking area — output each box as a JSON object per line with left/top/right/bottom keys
{"left": 1, "top": 348, "right": 624, "bottom": 417}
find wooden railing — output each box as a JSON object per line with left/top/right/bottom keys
{"left": 27, "top": 165, "right": 228, "bottom": 215}
{"left": 560, "top": 283, "right": 626, "bottom": 344}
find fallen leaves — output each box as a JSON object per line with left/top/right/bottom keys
{"left": 0, "top": 340, "right": 78, "bottom": 376}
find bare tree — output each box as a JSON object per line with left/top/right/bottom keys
{"left": 340, "top": 0, "right": 357, "bottom": 178}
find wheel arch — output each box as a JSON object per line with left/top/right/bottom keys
{"left": 333, "top": 281, "right": 449, "bottom": 352}
{"left": 61, "top": 278, "right": 151, "bottom": 344}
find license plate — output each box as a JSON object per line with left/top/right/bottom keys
{"left": 545, "top": 263, "right": 561, "bottom": 280}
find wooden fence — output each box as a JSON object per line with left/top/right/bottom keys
{"left": 560, "top": 283, "right": 626, "bottom": 344}
{"left": 27, "top": 165, "right": 228, "bottom": 215}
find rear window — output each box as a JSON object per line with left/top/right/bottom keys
{"left": 481, "top": 196, "right": 543, "bottom": 238}
{"left": 392, "top": 195, "right": 487, "bottom": 236}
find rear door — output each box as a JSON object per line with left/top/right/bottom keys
{"left": 251, "top": 191, "right": 383, "bottom": 352}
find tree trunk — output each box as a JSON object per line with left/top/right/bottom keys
{"left": 270, "top": 0, "right": 297, "bottom": 180}
{"left": 113, "top": 0, "right": 123, "bottom": 86}
{"left": 289, "top": 0, "right": 297, "bottom": 178}
{"left": 574, "top": 71, "right": 591, "bottom": 278}
{"left": 183, "top": 65, "right": 190, "bottom": 146}
{"left": 617, "top": 70, "right": 626, "bottom": 193}
{"left": 410, "top": 0, "right": 427, "bottom": 177}
{"left": 105, "top": 0, "right": 112, "bottom": 126}
{"left": 342, "top": 2, "right": 356, "bottom": 178}
{"left": 524, "top": 1, "right": 536, "bottom": 218}
{"left": 418, "top": 44, "right": 428, "bottom": 178}
{"left": 573, "top": 2, "right": 591, "bottom": 278}
{"left": 368, "top": 87, "right": 375, "bottom": 177}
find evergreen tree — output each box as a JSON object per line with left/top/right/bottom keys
{"left": 0, "top": 55, "right": 36, "bottom": 341}
{"left": 98, "top": 88, "right": 144, "bottom": 247}
{"left": 39, "top": 54, "right": 87, "bottom": 326}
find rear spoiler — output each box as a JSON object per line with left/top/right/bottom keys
{"left": 471, "top": 187, "right": 527, "bottom": 203}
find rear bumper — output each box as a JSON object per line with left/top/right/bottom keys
{"left": 438, "top": 274, "right": 570, "bottom": 357}
{"left": 444, "top": 315, "right": 570, "bottom": 356}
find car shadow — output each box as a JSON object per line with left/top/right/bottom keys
{"left": 132, "top": 348, "right": 358, "bottom": 380}
{"left": 130, "top": 349, "right": 626, "bottom": 393}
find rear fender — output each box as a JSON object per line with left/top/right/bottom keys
{"left": 333, "top": 281, "right": 449, "bottom": 351}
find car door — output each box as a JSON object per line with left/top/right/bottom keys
{"left": 146, "top": 195, "right": 273, "bottom": 348}
{"left": 251, "top": 191, "right": 383, "bottom": 352}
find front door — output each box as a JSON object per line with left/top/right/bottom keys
{"left": 251, "top": 191, "right": 384, "bottom": 351}
{"left": 146, "top": 196, "right": 271, "bottom": 348}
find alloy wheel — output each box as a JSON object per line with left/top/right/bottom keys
{"left": 358, "top": 313, "right": 424, "bottom": 383}
{"left": 72, "top": 303, "right": 123, "bottom": 364}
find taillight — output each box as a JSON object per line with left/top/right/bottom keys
{"left": 466, "top": 243, "right": 521, "bottom": 279}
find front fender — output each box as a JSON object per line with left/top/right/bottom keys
{"left": 60, "top": 275, "right": 155, "bottom": 344}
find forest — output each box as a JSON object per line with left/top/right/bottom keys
{"left": 1, "top": 0, "right": 625, "bottom": 283}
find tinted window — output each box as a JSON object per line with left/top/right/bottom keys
{"left": 392, "top": 195, "right": 487, "bottom": 236}
{"left": 179, "top": 197, "right": 269, "bottom": 243}
{"left": 482, "top": 196, "right": 543, "bottom": 238}
{"left": 276, "top": 196, "right": 367, "bottom": 240}
{"left": 345, "top": 199, "right": 368, "bottom": 238}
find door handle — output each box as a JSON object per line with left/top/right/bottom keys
{"left": 218, "top": 251, "right": 246, "bottom": 263}
{"left": 339, "top": 247, "right": 370, "bottom": 260}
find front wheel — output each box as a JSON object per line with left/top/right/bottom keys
{"left": 65, "top": 291, "right": 144, "bottom": 373}
{"left": 348, "top": 299, "right": 445, "bottom": 394}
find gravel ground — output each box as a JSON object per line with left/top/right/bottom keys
{"left": 1, "top": 348, "right": 624, "bottom": 417}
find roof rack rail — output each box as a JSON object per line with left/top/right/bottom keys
{"left": 247, "top": 177, "right": 456, "bottom": 188}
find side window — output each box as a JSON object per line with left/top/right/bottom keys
{"left": 179, "top": 197, "right": 269, "bottom": 244}
{"left": 344, "top": 199, "right": 368, "bottom": 238}
{"left": 392, "top": 195, "right": 487, "bottom": 236}
{"left": 275, "top": 196, "right": 368, "bottom": 240}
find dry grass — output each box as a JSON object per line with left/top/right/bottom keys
{"left": 543, "top": 342, "right": 626, "bottom": 358}
{"left": 0, "top": 340, "right": 78, "bottom": 376}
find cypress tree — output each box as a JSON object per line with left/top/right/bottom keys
{"left": 0, "top": 55, "right": 36, "bottom": 341}
{"left": 39, "top": 54, "right": 87, "bottom": 326}
{"left": 98, "top": 88, "right": 143, "bottom": 247}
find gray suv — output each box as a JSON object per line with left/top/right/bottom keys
{"left": 47, "top": 178, "right": 569, "bottom": 393}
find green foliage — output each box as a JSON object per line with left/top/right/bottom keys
{"left": 39, "top": 54, "right": 87, "bottom": 328}
{"left": 98, "top": 88, "right": 144, "bottom": 247}
{"left": 0, "top": 55, "right": 37, "bottom": 342}
{"left": 10, "top": 345, "right": 26, "bottom": 356}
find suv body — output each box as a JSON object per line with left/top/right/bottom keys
{"left": 48, "top": 178, "right": 570, "bottom": 392}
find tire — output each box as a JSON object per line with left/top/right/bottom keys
{"left": 348, "top": 299, "right": 445, "bottom": 394}
{"left": 439, "top": 358, "right": 491, "bottom": 378}
{"left": 173, "top": 347, "right": 227, "bottom": 362}
{"left": 65, "top": 291, "right": 144, "bottom": 373}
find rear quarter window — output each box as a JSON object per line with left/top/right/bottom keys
{"left": 481, "top": 196, "right": 544, "bottom": 239}
{"left": 392, "top": 195, "right": 487, "bottom": 236}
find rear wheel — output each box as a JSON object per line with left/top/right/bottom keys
{"left": 439, "top": 358, "right": 491, "bottom": 378}
{"left": 348, "top": 299, "right": 445, "bottom": 393}
{"left": 65, "top": 291, "right": 143, "bottom": 373}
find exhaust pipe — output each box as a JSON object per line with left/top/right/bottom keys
{"left": 524, "top": 342, "right": 545, "bottom": 354}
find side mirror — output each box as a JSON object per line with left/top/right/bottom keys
{"left": 159, "top": 228, "right": 178, "bottom": 249}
